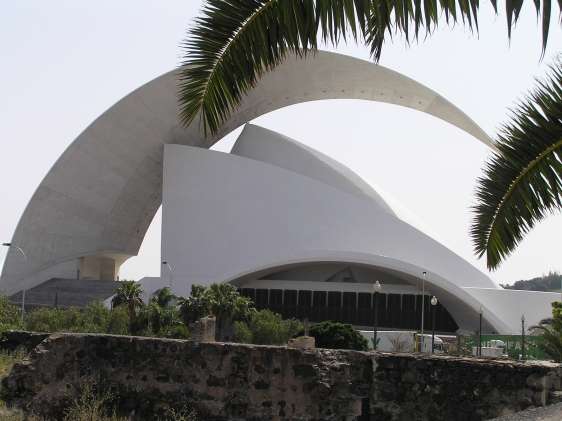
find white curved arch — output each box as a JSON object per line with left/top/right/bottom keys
{"left": 223, "top": 255, "right": 508, "bottom": 334}
{"left": 0, "top": 50, "right": 493, "bottom": 295}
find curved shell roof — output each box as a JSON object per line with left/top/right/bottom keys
{"left": 1, "top": 51, "right": 493, "bottom": 296}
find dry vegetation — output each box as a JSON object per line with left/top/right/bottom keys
{"left": 0, "top": 351, "right": 197, "bottom": 420}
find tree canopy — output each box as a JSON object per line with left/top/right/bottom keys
{"left": 471, "top": 64, "right": 562, "bottom": 270}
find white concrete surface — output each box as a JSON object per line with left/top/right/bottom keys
{"left": 161, "top": 127, "right": 507, "bottom": 333}
{"left": 0, "top": 51, "right": 493, "bottom": 296}
{"left": 160, "top": 125, "right": 559, "bottom": 334}
{"left": 463, "top": 287, "right": 559, "bottom": 334}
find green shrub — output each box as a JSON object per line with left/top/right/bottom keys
{"left": 234, "top": 310, "right": 302, "bottom": 345}
{"left": 306, "top": 321, "right": 368, "bottom": 351}
{"left": 24, "top": 307, "right": 77, "bottom": 332}
{"left": 79, "top": 302, "right": 112, "bottom": 333}
{"left": 106, "top": 306, "right": 130, "bottom": 336}
{"left": 162, "top": 323, "right": 190, "bottom": 339}
{"left": 233, "top": 321, "right": 253, "bottom": 344}
{"left": 0, "top": 296, "right": 22, "bottom": 333}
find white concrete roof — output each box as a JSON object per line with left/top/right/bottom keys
{"left": 1, "top": 51, "right": 493, "bottom": 297}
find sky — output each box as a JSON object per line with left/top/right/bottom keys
{"left": 0, "top": 1, "right": 561, "bottom": 286}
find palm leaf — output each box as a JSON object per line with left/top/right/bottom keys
{"left": 179, "top": 1, "right": 560, "bottom": 135}
{"left": 471, "top": 61, "right": 562, "bottom": 270}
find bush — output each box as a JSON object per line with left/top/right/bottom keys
{"left": 24, "top": 307, "right": 80, "bottom": 332}
{"left": 106, "top": 306, "right": 130, "bottom": 336}
{"left": 79, "top": 302, "right": 112, "bottom": 333}
{"left": 0, "top": 296, "right": 21, "bottom": 333}
{"left": 306, "top": 321, "right": 368, "bottom": 351}
{"left": 233, "top": 310, "right": 302, "bottom": 345}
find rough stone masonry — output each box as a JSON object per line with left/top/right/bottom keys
{"left": 2, "top": 333, "right": 562, "bottom": 420}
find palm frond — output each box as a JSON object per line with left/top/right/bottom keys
{"left": 471, "top": 61, "right": 562, "bottom": 270}
{"left": 179, "top": 0, "right": 320, "bottom": 135}
{"left": 179, "top": 1, "right": 560, "bottom": 135}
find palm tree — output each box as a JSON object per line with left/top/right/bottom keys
{"left": 150, "top": 287, "right": 176, "bottom": 308}
{"left": 112, "top": 280, "right": 144, "bottom": 332}
{"left": 147, "top": 287, "right": 178, "bottom": 335}
{"left": 179, "top": 1, "right": 559, "bottom": 135}
{"left": 204, "top": 283, "right": 255, "bottom": 341}
{"left": 178, "top": 284, "right": 209, "bottom": 325}
{"left": 177, "top": 283, "right": 254, "bottom": 341}
{"left": 531, "top": 302, "right": 562, "bottom": 362}
{"left": 471, "top": 63, "right": 562, "bottom": 270}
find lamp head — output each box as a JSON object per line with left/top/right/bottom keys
{"left": 2, "top": 243, "right": 11, "bottom": 247}
{"left": 373, "top": 280, "right": 382, "bottom": 293}
{"left": 430, "top": 296, "right": 438, "bottom": 306}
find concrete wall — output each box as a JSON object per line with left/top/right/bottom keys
{"left": 3, "top": 333, "right": 562, "bottom": 420}
{"left": 78, "top": 256, "right": 118, "bottom": 281}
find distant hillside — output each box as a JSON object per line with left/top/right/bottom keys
{"left": 501, "top": 272, "right": 562, "bottom": 292}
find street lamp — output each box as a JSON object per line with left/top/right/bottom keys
{"left": 430, "top": 296, "right": 438, "bottom": 354}
{"left": 419, "top": 271, "right": 427, "bottom": 351}
{"left": 521, "top": 314, "right": 526, "bottom": 361}
{"left": 162, "top": 260, "right": 174, "bottom": 290}
{"left": 2, "top": 243, "right": 27, "bottom": 323}
{"left": 372, "top": 281, "right": 382, "bottom": 350}
{"left": 478, "top": 307, "right": 483, "bottom": 357}
{"left": 372, "top": 281, "right": 383, "bottom": 349}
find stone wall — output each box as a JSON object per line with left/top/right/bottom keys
{"left": 0, "top": 331, "right": 50, "bottom": 353}
{"left": 2, "top": 333, "right": 562, "bottom": 420}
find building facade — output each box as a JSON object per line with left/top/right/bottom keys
{"left": 1, "top": 51, "right": 557, "bottom": 334}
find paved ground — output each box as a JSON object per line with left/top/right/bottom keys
{"left": 490, "top": 403, "right": 562, "bottom": 421}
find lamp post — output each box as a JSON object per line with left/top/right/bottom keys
{"left": 478, "top": 307, "right": 483, "bottom": 357}
{"left": 430, "top": 296, "right": 438, "bottom": 354}
{"left": 2, "top": 243, "right": 27, "bottom": 323}
{"left": 521, "top": 314, "right": 526, "bottom": 361}
{"left": 161, "top": 261, "right": 174, "bottom": 290}
{"left": 419, "top": 271, "right": 427, "bottom": 351}
{"left": 373, "top": 280, "right": 382, "bottom": 350}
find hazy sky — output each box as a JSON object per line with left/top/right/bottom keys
{"left": 1, "top": 1, "right": 561, "bottom": 286}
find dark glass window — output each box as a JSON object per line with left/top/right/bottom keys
{"left": 311, "top": 291, "right": 327, "bottom": 321}
{"left": 269, "top": 289, "right": 283, "bottom": 315}
{"left": 255, "top": 289, "right": 268, "bottom": 309}
{"left": 328, "top": 291, "right": 342, "bottom": 307}
{"left": 402, "top": 294, "right": 416, "bottom": 329}
{"left": 388, "top": 294, "right": 402, "bottom": 328}
{"left": 357, "top": 293, "right": 372, "bottom": 326}
{"left": 283, "top": 290, "right": 297, "bottom": 318}
{"left": 342, "top": 292, "right": 357, "bottom": 324}
{"left": 313, "top": 291, "right": 326, "bottom": 307}
{"left": 297, "top": 290, "right": 312, "bottom": 318}
{"left": 373, "top": 293, "right": 387, "bottom": 327}
{"left": 240, "top": 288, "right": 256, "bottom": 302}
{"left": 327, "top": 291, "right": 342, "bottom": 320}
